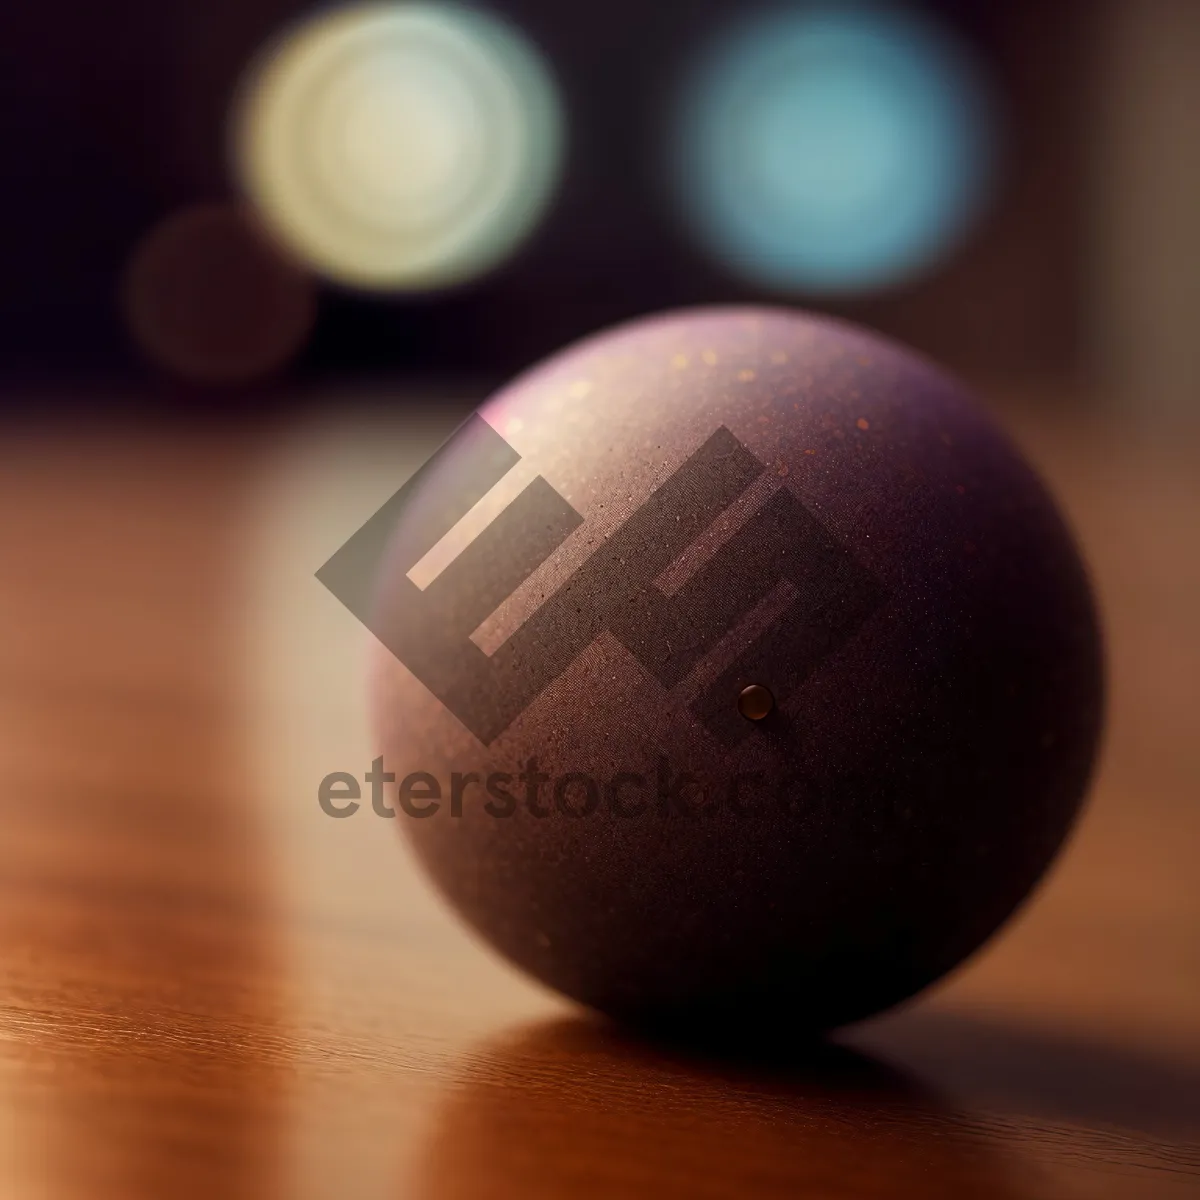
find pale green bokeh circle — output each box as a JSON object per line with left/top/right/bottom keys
{"left": 232, "top": 2, "right": 565, "bottom": 292}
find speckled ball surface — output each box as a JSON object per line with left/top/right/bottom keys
{"left": 368, "top": 307, "right": 1104, "bottom": 1033}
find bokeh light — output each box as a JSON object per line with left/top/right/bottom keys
{"left": 671, "top": 2, "right": 999, "bottom": 295}
{"left": 231, "top": 1, "right": 565, "bottom": 292}
{"left": 122, "top": 204, "right": 318, "bottom": 385}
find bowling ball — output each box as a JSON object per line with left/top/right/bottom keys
{"left": 361, "top": 307, "right": 1104, "bottom": 1034}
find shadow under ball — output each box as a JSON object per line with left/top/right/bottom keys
{"left": 368, "top": 307, "right": 1104, "bottom": 1034}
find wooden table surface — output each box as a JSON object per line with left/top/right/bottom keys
{"left": 0, "top": 398, "right": 1197, "bottom": 1199}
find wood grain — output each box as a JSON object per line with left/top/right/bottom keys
{"left": 0, "top": 402, "right": 1196, "bottom": 1199}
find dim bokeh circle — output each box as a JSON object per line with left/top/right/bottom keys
{"left": 122, "top": 204, "right": 317, "bottom": 385}
{"left": 671, "top": 3, "right": 998, "bottom": 295}
{"left": 231, "top": 2, "right": 564, "bottom": 292}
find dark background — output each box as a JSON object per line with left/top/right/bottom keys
{"left": 1, "top": 0, "right": 1093, "bottom": 387}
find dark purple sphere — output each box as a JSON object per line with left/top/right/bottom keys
{"left": 370, "top": 308, "right": 1104, "bottom": 1033}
